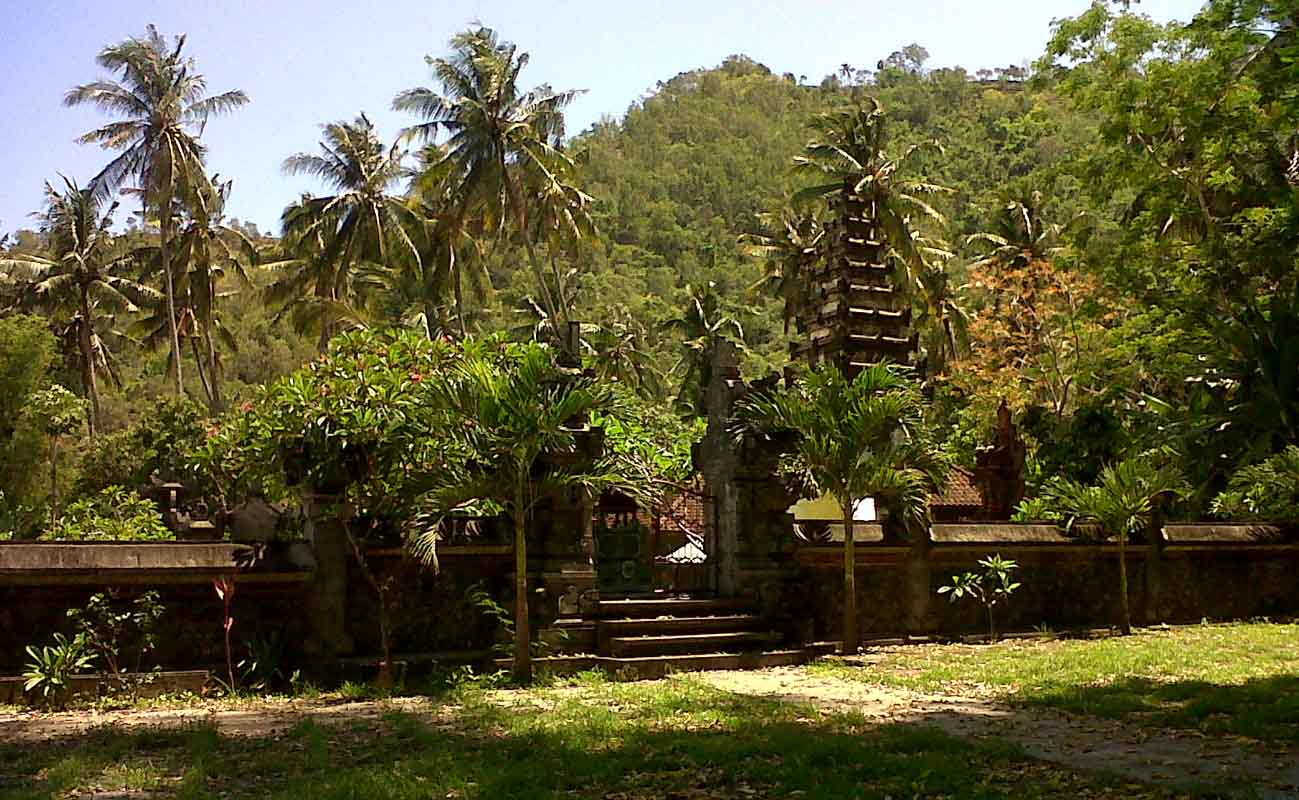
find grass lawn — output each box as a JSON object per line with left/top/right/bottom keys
{"left": 811, "top": 621, "right": 1299, "bottom": 742}
{"left": 0, "top": 675, "right": 1188, "bottom": 799}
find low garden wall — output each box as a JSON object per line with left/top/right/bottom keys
{"left": 791, "top": 523, "right": 1299, "bottom": 641}
{"left": 3, "top": 522, "right": 1297, "bottom": 681}
{"left": 0, "top": 541, "right": 509, "bottom": 675}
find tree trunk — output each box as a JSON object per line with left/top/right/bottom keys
{"left": 49, "top": 437, "right": 59, "bottom": 530}
{"left": 501, "top": 156, "right": 564, "bottom": 351}
{"left": 159, "top": 199, "right": 184, "bottom": 396}
{"left": 842, "top": 500, "right": 859, "bottom": 654}
{"left": 1117, "top": 531, "right": 1132, "bottom": 635}
{"left": 191, "top": 336, "right": 214, "bottom": 409}
{"left": 512, "top": 479, "right": 533, "bottom": 683}
{"left": 345, "top": 525, "right": 393, "bottom": 686}
{"left": 987, "top": 605, "right": 997, "bottom": 642}
{"left": 203, "top": 301, "right": 222, "bottom": 413}
{"left": 78, "top": 290, "right": 99, "bottom": 439}
{"left": 450, "top": 246, "right": 468, "bottom": 339}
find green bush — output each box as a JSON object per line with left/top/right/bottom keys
{"left": 75, "top": 396, "right": 211, "bottom": 498}
{"left": 1211, "top": 446, "right": 1299, "bottom": 523}
{"left": 42, "top": 486, "right": 172, "bottom": 541}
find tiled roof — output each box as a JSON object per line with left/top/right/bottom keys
{"left": 930, "top": 466, "right": 984, "bottom": 509}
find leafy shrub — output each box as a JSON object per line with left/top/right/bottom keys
{"left": 23, "top": 632, "right": 95, "bottom": 703}
{"left": 191, "top": 328, "right": 495, "bottom": 506}
{"left": 938, "top": 554, "right": 1021, "bottom": 641}
{"left": 1211, "top": 446, "right": 1299, "bottom": 523}
{"left": 1011, "top": 496, "right": 1063, "bottom": 523}
{"left": 43, "top": 486, "right": 172, "bottom": 541}
{"left": 68, "top": 590, "right": 165, "bottom": 680}
{"left": 75, "top": 396, "right": 211, "bottom": 498}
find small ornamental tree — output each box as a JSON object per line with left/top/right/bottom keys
{"left": 1046, "top": 455, "right": 1187, "bottom": 634}
{"left": 938, "top": 554, "right": 1021, "bottom": 641}
{"left": 192, "top": 328, "right": 482, "bottom": 679}
{"left": 27, "top": 386, "right": 86, "bottom": 529}
{"left": 409, "top": 343, "right": 626, "bottom": 683}
{"left": 732, "top": 363, "right": 948, "bottom": 654}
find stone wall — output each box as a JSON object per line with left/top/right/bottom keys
{"left": 0, "top": 541, "right": 511, "bottom": 675}
{"left": 791, "top": 523, "right": 1299, "bottom": 641}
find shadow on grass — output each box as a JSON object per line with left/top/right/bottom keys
{"left": 1017, "top": 673, "right": 1299, "bottom": 743}
{"left": 0, "top": 684, "right": 1180, "bottom": 800}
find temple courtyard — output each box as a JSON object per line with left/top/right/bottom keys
{"left": 2, "top": 621, "right": 1295, "bottom": 799}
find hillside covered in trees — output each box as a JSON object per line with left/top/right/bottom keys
{"left": 3, "top": 0, "right": 1298, "bottom": 535}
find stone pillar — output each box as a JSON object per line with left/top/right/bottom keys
{"left": 697, "top": 338, "right": 742, "bottom": 597}
{"left": 1142, "top": 505, "right": 1167, "bottom": 625}
{"left": 903, "top": 529, "right": 934, "bottom": 638}
{"left": 303, "top": 492, "right": 355, "bottom": 656}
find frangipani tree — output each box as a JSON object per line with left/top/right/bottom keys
{"left": 1047, "top": 454, "right": 1187, "bottom": 634}
{"left": 733, "top": 363, "right": 948, "bottom": 653}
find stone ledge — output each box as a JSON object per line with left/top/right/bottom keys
{"left": 0, "top": 541, "right": 315, "bottom": 585}
{"left": 931, "top": 523, "right": 1071, "bottom": 544}
{"left": 1161, "top": 524, "right": 1293, "bottom": 544}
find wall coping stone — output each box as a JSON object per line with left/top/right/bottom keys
{"left": 1161, "top": 524, "right": 1292, "bottom": 544}
{"left": 930, "top": 523, "right": 1071, "bottom": 544}
{"left": 0, "top": 541, "right": 314, "bottom": 577}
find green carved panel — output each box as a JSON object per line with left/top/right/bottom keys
{"left": 596, "top": 520, "right": 652, "bottom": 595}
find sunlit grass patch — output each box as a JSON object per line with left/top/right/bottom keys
{"left": 812, "top": 621, "right": 1299, "bottom": 741}
{"left": 0, "top": 675, "right": 1189, "bottom": 799}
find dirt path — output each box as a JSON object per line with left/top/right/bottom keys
{"left": 3, "top": 671, "right": 1297, "bottom": 797}
{"left": 0, "top": 695, "right": 444, "bottom": 743}
{"left": 697, "top": 667, "right": 1299, "bottom": 798}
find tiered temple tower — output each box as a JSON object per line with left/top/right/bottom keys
{"left": 791, "top": 183, "right": 917, "bottom": 374}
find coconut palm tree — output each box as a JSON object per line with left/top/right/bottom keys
{"left": 733, "top": 363, "right": 948, "bottom": 653}
{"left": 664, "top": 282, "right": 746, "bottom": 413}
{"left": 66, "top": 25, "right": 248, "bottom": 395}
{"left": 270, "top": 114, "right": 423, "bottom": 350}
{"left": 404, "top": 143, "right": 493, "bottom": 338}
{"left": 1047, "top": 455, "right": 1187, "bottom": 634}
{"left": 527, "top": 162, "right": 599, "bottom": 328}
{"left": 393, "top": 26, "right": 584, "bottom": 347}
{"left": 410, "top": 344, "right": 616, "bottom": 682}
{"left": 793, "top": 99, "right": 951, "bottom": 303}
{"left": 137, "top": 176, "right": 255, "bottom": 411}
{"left": 913, "top": 252, "right": 970, "bottom": 375}
{"left": 588, "top": 307, "right": 663, "bottom": 399}
{"left": 0, "top": 178, "right": 156, "bottom": 437}
{"left": 741, "top": 206, "right": 826, "bottom": 333}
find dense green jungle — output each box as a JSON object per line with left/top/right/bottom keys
{"left": 3, "top": 0, "right": 1299, "bottom": 539}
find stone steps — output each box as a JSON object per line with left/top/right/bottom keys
{"left": 608, "top": 630, "right": 784, "bottom": 657}
{"left": 593, "top": 595, "right": 786, "bottom": 659}
{"left": 594, "top": 596, "right": 753, "bottom": 619}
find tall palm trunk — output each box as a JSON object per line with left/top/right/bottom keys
{"left": 159, "top": 197, "right": 184, "bottom": 396}
{"left": 191, "top": 336, "right": 214, "bottom": 409}
{"left": 202, "top": 306, "right": 222, "bottom": 412}
{"left": 49, "top": 436, "right": 60, "bottom": 530}
{"left": 512, "top": 474, "right": 533, "bottom": 683}
{"left": 451, "top": 247, "right": 468, "bottom": 339}
{"left": 1117, "top": 531, "right": 1132, "bottom": 635}
{"left": 77, "top": 289, "right": 100, "bottom": 439}
{"left": 501, "top": 156, "right": 564, "bottom": 346}
{"left": 841, "top": 500, "right": 859, "bottom": 654}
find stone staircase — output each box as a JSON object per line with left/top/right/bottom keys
{"left": 594, "top": 595, "right": 786, "bottom": 658}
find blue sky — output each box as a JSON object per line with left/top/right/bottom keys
{"left": 1, "top": 0, "right": 1205, "bottom": 235}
